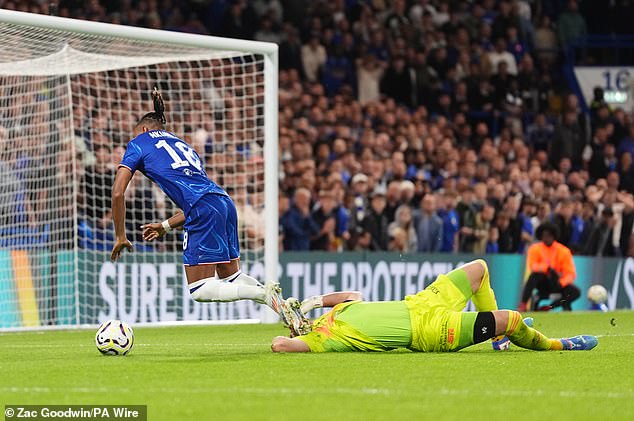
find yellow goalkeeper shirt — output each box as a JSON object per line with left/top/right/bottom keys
{"left": 296, "top": 300, "right": 412, "bottom": 352}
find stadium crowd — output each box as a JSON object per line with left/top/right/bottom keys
{"left": 2, "top": 0, "right": 634, "bottom": 257}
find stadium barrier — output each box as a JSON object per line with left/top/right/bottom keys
{"left": 1, "top": 251, "right": 633, "bottom": 328}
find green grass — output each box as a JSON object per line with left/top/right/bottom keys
{"left": 2, "top": 311, "right": 634, "bottom": 421}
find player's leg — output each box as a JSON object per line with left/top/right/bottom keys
{"left": 493, "top": 310, "right": 597, "bottom": 350}
{"left": 184, "top": 195, "right": 273, "bottom": 305}
{"left": 466, "top": 259, "right": 498, "bottom": 312}
{"left": 427, "top": 259, "right": 497, "bottom": 312}
{"left": 453, "top": 310, "right": 597, "bottom": 351}
{"left": 186, "top": 261, "right": 270, "bottom": 304}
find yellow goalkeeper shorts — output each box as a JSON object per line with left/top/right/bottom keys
{"left": 405, "top": 268, "right": 478, "bottom": 352}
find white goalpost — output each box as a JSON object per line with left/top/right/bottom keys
{"left": 0, "top": 9, "right": 279, "bottom": 329}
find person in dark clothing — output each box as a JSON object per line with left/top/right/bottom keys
{"left": 589, "top": 87, "right": 609, "bottom": 129}
{"left": 551, "top": 111, "right": 584, "bottom": 169}
{"left": 279, "top": 26, "right": 303, "bottom": 72}
{"left": 221, "top": 1, "right": 257, "bottom": 39}
{"left": 552, "top": 199, "right": 574, "bottom": 247}
{"left": 362, "top": 188, "right": 389, "bottom": 251}
{"left": 618, "top": 152, "right": 634, "bottom": 193}
{"left": 579, "top": 201, "right": 597, "bottom": 252}
{"left": 491, "top": 0, "right": 518, "bottom": 40}
{"left": 456, "top": 189, "right": 478, "bottom": 253}
{"left": 281, "top": 187, "right": 320, "bottom": 251}
{"left": 584, "top": 208, "right": 617, "bottom": 256}
{"left": 310, "top": 190, "right": 338, "bottom": 251}
{"left": 588, "top": 126, "right": 617, "bottom": 180}
{"left": 526, "top": 113, "right": 554, "bottom": 153}
{"left": 380, "top": 55, "right": 413, "bottom": 107}
{"left": 494, "top": 210, "right": 518, "bottom": 253}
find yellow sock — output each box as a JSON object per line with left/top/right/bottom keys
{"left": 506, "top": 311, "right": 562, "bottom": 351}
{"left": 472, "top": 259, "right": 498, "bottom": 312}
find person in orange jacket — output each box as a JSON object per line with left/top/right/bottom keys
{"left": 519, "top": 222, "right": 581, "bottom": 311}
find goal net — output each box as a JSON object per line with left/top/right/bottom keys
{"left": 0, "top": 10, "right": 278, "bottom": 330}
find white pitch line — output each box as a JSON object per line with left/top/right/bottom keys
{"left": 1, "top": 386, "right": 633, "bottom": 400}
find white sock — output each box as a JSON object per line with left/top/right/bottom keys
{"left": 189, "top": 275, "right": 265, "bottom": 303}
{"left": 230, "top": 270, "right": 263, "bottom": 287}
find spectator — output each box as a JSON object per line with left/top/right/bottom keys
{"left": 362, "top": 188, "right": 389, "bottom": 251}
{"left": 380, "top": 56, "right": 413, "bottom": 107}
{"left": 279, "top": 26, "right": 302, "bottom": 72}
{"left": 348, "top": 173, "right": 370, "bottom": 237}
{"left": 557, "top": 0, "right": 587, "bottom": 49}
{"left": 438, "top": 191, "right": 460, "bottom": 253}
{"left": 491, "top": 0, "right": 518, "bottom": 40}
{"left": 486, "top": 37, "right": 518, "bottom": 76}
{"left": 526, "top": 114, "right": 554, "bottom": 153}
{"left": 356, "top": 54, "right": 384, "bottom": 105}
{"left": 415, "top": 193, "right": 443, "bottom": 253}
{"left": 551, "top": 111, "right": 584, "bottom": 169}
{"left": 321, "top": 45, "right": 354, "bottom": 96}
{"left": 486, "top": 226, "right": 500, "bottom": 253}
{"left": 533, "top": 15, "right": 558, "bottom": 64}
{"left": 83, "top": 144, "right": 113, "bottom": 227}
{"left": 253, "top": 16, "right": 281, "bottom": 44}
{"left": 457, "top": 189, "right": 477, "bottom": 252}
{"left": 617, "top": 125, "right": 634, "bottom": 159}
{"left": 552, "top": 199, "right": 574, "bottom": 247}
{"left": 387, "top": 204, "right": 417, "bottom": 253}
{"left": 495, "top": 210, "right": 518, "bottom": 253}
{"left": 520, "top": 223, "right": 581, "bottom": 311}
{"left": 619, "top": 152, "right": 634, "bottom": 193}
{"left": 578, "top": 201, "right": 597, "bottom": 249}
{"left": 506, "top": 26, "right": 527, "bottom": 65}
{"left": 310, "top": 190, "right": 338, "bottom": 251}
{"left": 584, "top": 207, "right": 617, "bottom": 256}
{"left": 473, "top": 204, "right": 495, "bottom": 254}
{"left": 301, "top": 35, "right": 327, "bottom": 83}
{"left": 384, "top": 180, "right": 402, "bottom": 223}
{"left": 221, "top": 1, "right": 256, "bottom": 39}
{"left": 281, "top": 188, "right": 319, "bottom": 251}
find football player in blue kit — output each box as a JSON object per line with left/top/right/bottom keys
{"left": 110, "top": 88, "right": 306, "bottom": 332}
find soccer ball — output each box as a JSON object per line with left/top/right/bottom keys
{"left": 95, "top": 320, "right": 134, "bottom": 355}
{"left": 587, "top": 285, "right": 608, "bottom": 305}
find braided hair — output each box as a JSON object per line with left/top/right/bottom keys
{"left": 136, "top": 87, "right": 166, "bottom": 129}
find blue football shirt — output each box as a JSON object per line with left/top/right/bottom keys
{"left": 119, "top": 130, "right": 227, "bottom": 215}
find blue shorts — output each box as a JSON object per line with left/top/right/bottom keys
{"left": 182, "top": 194, "right": 240, "bottom": 266}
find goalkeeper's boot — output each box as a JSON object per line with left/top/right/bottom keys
{"left": 560, "top": 335, "right": 598, "bottom": 351}
{"left": 285, "top": 297, "right": 311, "bottom": 336}
{"left": 263, "top": 281, "right": 291, "bottom": 326}
{"left": 492, "top": 317, "right": 534, "bottom": 351}
{"left": 278, "top": 298, "right": 310, "bottom": 337}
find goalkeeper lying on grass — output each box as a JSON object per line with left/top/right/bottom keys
{"left": 271, "top": 259, "right": 598, "bottom": 353}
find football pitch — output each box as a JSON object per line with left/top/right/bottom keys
{"left": 2, "top": 312, "right": 634, "bottom": 421}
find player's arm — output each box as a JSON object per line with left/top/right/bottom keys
{"left": 300, "top": 291, "right": 362, "bottom": 313}
{"left": 271, "top": 336, "right": 310, "bottom": 353}
{"left": 141, "top": 211, "right": 185, "bottom": 241}
{"left": 110, "top": 167, "right": 134, "bottom": 261}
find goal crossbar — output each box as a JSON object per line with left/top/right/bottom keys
{"left": 0, "top": 9, "right": 278, "bottom": 55}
